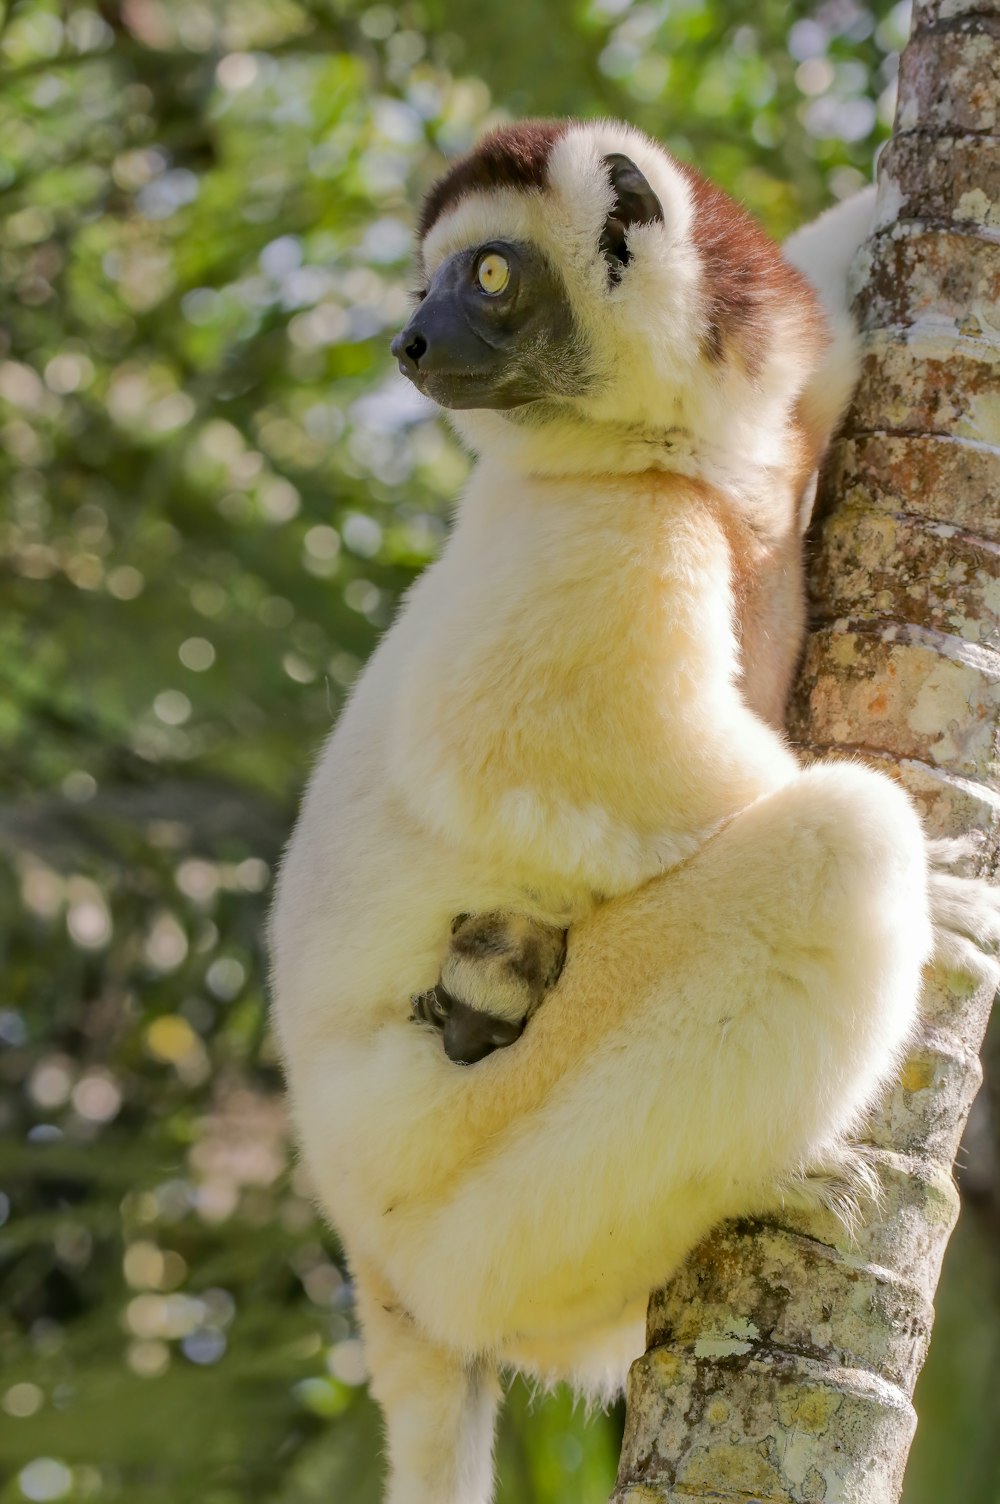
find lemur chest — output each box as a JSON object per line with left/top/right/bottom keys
{"left": 445, "top": 632, "right": 701, "bottom": 810}
{"left": 390, "top": 575, "right": 748, "bottom": 893}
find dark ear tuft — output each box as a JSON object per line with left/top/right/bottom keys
{"left": 598, "top": 153, "right": 663, "bottom": 284}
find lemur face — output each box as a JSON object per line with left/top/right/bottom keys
{"left": 391, "top": 119, "right": 827, "bottom": 461}
{"left": 391, "top": 134, "right": 669, "bottom": 411}
{"left": 390, "top": 237, "right": 584, "bottom": 409}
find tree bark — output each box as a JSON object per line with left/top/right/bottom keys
{"left": 611, "top": 3, "right": 1000, "bottom": 1500}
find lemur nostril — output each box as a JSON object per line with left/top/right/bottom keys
{"left": 405, "top": 332, "right": 428, "bottom": 365}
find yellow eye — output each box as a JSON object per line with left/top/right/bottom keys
{"left": 477, "top": 252, "right": 510, "bottom": 295}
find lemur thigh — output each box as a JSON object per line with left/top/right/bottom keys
{"left": 353, "top": 1258, "right": 500, "bottom": 1504}
{"left": 367, "top": 764, "right": 931, "bottom": 1352}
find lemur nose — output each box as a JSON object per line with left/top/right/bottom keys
{"left": 391, "top": 328, "right": 428, "bottom": 373}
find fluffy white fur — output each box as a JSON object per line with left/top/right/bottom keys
{"left": 784, "top": 185, "right": 877, "bottom": 530}
{"left": 270, "top": 124, "right": 996, "bottom": 1504}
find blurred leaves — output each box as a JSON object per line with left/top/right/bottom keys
{"left": 2, "top": 0, "right": 996, "bottom": 1501}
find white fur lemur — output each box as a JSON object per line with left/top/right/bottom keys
{"left": 270, "top": 120, "right": 1000, "bottom": 1504}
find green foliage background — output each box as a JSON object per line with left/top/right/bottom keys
{"left": 1, "top": 1, "right": 998, "bottom": 1500}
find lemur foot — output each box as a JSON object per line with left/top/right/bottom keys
{"left": 411, "top": 911, "right": 567, "bottom": 1065}
{"left": 775, "top": 1143, "right": 882, "bottom": 1237}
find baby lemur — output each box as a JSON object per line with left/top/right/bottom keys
{"left": 411, "top": 910, "right": 567, "bottom": 1062}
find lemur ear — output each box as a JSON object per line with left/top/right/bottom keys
{"left": 598, "top": 154, "right": 663, "bottom": 284}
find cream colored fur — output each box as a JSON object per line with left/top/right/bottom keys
{"left": 270, "top": 126, "right": 996, "bottom": 1504}
{"left": 784, "top": 186, "right": 877, "bottom": 531}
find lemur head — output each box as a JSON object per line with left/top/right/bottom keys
{"left": 392, "top": 119, "right": 840, "bottom": 478}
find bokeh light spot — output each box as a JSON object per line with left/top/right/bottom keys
{"left": 216, "top": 52, "right": 258, "bottom": 90}
{"left": 18, "top": 1459, "right": 73, "bottom": 1502}
{"left": 72, "top": 1072, "right": 122, "bottom": 1124}
{"left": 327, "top": 1338, "right": 368, "bottom": 1386}
{"left": 182, "top": 1328, "right": 227, "bottom": 1365}
{"left": 3, "top": 1383, "right": 44, "bottom": 1419}
{"left": 29, "top": 1058, "right": 73, "bottom": 1110}
{"left": 179, "top": 637, "right": 216, "bottom": 672}
{"left": 127, "top": 1340, "right": 170, "bottom": 1378}
{"left": 146, "top": 1015, "right": 199, "bottom": 1065}
{"left": 153, "top": 690, "right": 192, "bottom": 726}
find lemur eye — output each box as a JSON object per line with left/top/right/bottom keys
{"left": 477, "top": 252, "right": 510, "bottom": 295}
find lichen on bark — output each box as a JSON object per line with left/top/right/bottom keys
{"left": 611, "top": 2, "right": 1000, "bottom": 1499}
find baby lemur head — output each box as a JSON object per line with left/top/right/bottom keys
{"left": 392, "top": 119, "right": 839, "bottom": 477}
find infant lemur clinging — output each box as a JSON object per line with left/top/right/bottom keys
{"left": 396, "top": 120, "right": 861, "bottom": 1063}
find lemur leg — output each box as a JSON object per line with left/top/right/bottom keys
{"left": 369, "top": 763, "right": 935, "bottom": 1350}
{"left": 353, "top": 1257, "right": 500, "bottom": 1504}
{"left": 411, "top": 911, "right": 567, "bottom": 1064}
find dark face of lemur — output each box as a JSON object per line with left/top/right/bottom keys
{"left": 391, "top": 240, "right": 582, "bottom": 409}
{"left": 391, "top": 136, "right": 663, "bottom": 411}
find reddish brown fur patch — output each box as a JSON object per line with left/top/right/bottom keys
{"left": 693, "top": 453, "right": 814, "bottom": 730}
{"left": 418, "top": 120, "right": 568, "bottom": 242}
{"left": 674, "top": 162, "right": 826, "bottom": 379}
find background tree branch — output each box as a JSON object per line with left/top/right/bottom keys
{"left": 611, "top": 1, "right": 1000, "bottom": 1499}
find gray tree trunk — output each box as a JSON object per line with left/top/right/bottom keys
{"left": 611, "top": 2, "right": 1000, "bottom": 1499}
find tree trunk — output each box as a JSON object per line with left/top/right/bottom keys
{"left": 611, "top": 3, "right": 1000, "bottom": 1500}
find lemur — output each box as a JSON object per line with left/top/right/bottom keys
{"left": 270, "top": 120, "right": 1000, "bottom": 1504}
